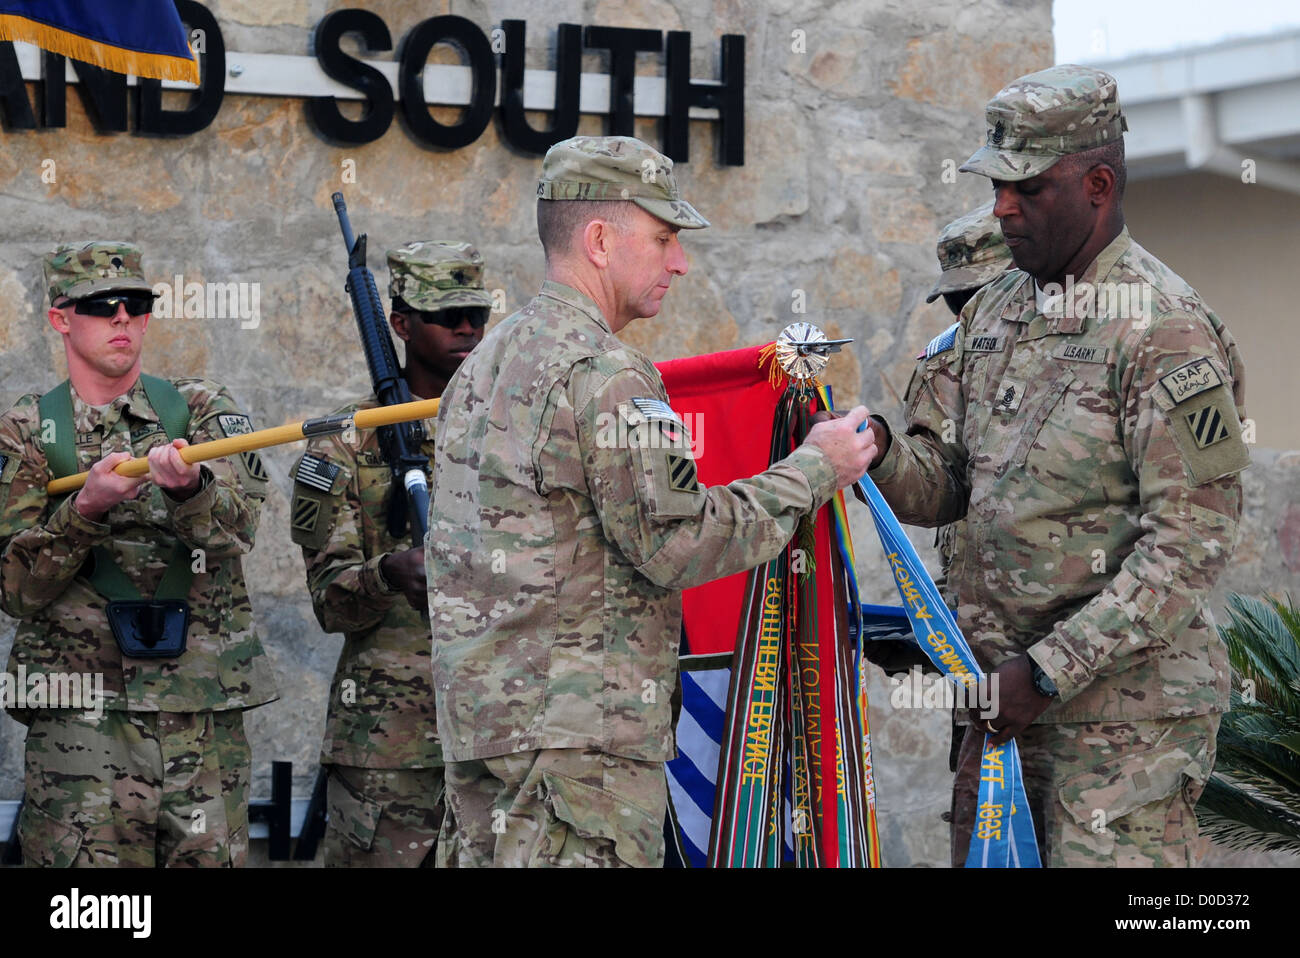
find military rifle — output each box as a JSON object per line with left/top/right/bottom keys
{"left": 331, "top": 191, "right": 430, "bottom": 548}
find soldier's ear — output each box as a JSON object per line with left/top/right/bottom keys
{"left": 1084, "top": 163, "right": 1117, "bottom": 207}
{"left": 47, "top": 305, "right": 71, "bottom": 335}
{"left": 390, "top": 310, "right": 412, "bottom": 342}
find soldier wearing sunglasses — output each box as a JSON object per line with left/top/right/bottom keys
{"left": 289, "top": 241, "right": 490, "bottom": 867}
{"left": 0, "top": 241, "right": 276, "bottom": 867}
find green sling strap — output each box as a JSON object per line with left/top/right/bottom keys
{"left": 39, "top": 374, "right": 195, "bottom": 602}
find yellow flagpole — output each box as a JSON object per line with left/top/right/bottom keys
{"left": 46, "top": 398, "right": 440, "bottom": 496}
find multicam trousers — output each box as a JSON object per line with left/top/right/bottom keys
{"left": 438, "top": 746, "right": 666, "bottom": 868}
{"left": 19, "top": 708, "right": 250, "bottom": 868}
{"left": 323, "top": 764, "right": 445, "bottom": 867}
{"left": 951, "top": 713, "right": 1220, "bottom": 867}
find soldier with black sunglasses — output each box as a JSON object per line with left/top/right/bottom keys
{"left": 0, "top": 241, "right": 276, "bottom": 867}
{"left": 289, "top": 240, "right": 491, "bottom": 867}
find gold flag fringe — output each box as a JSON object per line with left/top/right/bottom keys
{"left": 0, "top": 15, "right": 200, "bottom": 84}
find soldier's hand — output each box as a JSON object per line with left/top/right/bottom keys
{"left": 967, "top": 655, "right": 1053, "bottom": 747}
{"left": 75, "top": 451, "right": 150, "bottom": 520}
{"left": 380, "top": 547, "right": 429, "bottom": 612}
{"left": 802, "top": 405, "right": 877, "bottom": 488}
{"left": 149, "top": 438, "right": 203, "bottom": 500}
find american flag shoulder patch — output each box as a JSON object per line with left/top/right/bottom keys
{"left": 295, "top": 453, "right": 341, "bottom": 493}
{"left": 925, "top": 322, "right": 960, "bottom": 359}
{"left": 630, "top": 397, "right": 684, "bottom": 426}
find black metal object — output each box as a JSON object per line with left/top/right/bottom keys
{"left": 293, "top": 767, "right": 330, "bottom": 861}
{"left": 331, "top": 192, "right": 430, "bottom": 548}
{"left": 247, "top": 760, "right": 294, "bottom": 861}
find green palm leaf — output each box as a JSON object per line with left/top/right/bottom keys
{"left": 1196, "top": 593, "right": 1300, "bottom": 855}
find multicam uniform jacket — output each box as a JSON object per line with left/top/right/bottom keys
{"left": 290, "top": 396, "right": 441, "bottom": 768}
{"left": 871, "top": 229, "right": 1249, "bottom": 721}
{"left": 0, "top": 376, "right": 277, "bottom": 718}
{"left": 427, "top": 281, "right": 840, "bottom": 764}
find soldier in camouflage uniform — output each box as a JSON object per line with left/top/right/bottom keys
{"left": 864, "top": 66, "right": 1249, "bottom": 866}
{"left": 427, "top": 136, "right": 878, "bottom": 867}
{"left": 0, "top": 242, "right": 276, "bottom": 867}
{"left": 291, "top": 242, "right": 489, "bottom": 867}
{"left": 926, "top": 202, "right": 1014, "bottom": 317}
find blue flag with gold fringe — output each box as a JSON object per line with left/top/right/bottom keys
{"left": 0, "top": 1, "right": 197, "bottom": 83}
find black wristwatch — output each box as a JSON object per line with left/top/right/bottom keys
{"left": 1029, "top": 659, "right": 1059, "bottom": 698}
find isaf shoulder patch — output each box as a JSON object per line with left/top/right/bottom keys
{"left": 218, "top": 413, "right": 254, "bottom": 437}
{"left": 1159, "top": 358, "right": 1222, "bottom": 406}
{"left": 1151, "top": 358, "right": 1250, "bottom": 485}
{"left": 217, "top": 413, "right": 268, "bottom": 484}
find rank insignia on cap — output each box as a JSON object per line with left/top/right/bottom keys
{"left": 991, "top": 120, "right": 1005, "bottom": 146}
{"left": 292, "top": 495, "right": 321, "bottom": 533}
{"left": 1185, "top": 404, "right": 1230, "bottom": 449}
{"left": 295, "top": 453, "right": 341, "bottom": 493}
{"left": 630, "top": 397, "right": 684, "bottom": 426}
{"left": 665, "top": 453, "right": 699, "bottom": 493}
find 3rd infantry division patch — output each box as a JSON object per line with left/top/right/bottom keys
{"left": 292, "top": 495, "right": 321, "bottom": 533}
{"left": 1186, "top": 404, "right": 1230, "bottom": 449}
{"left": 666, "top": 453, "right": 698, "bottom": 493}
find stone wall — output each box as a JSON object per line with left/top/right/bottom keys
{"left": 7, "top": 1, "right": 1291, "bottom": 869}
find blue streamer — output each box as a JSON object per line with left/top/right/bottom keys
{"left": 853, "top": 469, "right": 1041, "bottom": 868}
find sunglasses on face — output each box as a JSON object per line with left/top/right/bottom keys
{"left": 409, "top": 306, "right": 490, "bottom": 330}
{"left": 69, "top": 293, "right": 155, "bottom": 317}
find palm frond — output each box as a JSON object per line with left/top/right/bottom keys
{"left": 1197, "top": 777, "right": 1300, "bottom": 854}
{"left": 1201, "top": 593, "right": 1300, "bottom": 854}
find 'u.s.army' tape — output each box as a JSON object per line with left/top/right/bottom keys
{"left": 853, "top": 467, "right": 1041, "bottom": 868}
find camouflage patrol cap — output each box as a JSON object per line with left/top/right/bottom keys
{"left": 387, "top": 241, "right": 493, "bottom": 312}
{"left": 960, "top": 64, "right": 1128, "bottom": 182}
{"left": 925, "top": 201, "right": 1014, "bottom": 303}
{"left": 44, "top": 241, "right": 153, "bottom": 304}
{"left": 537, "top": 135, "right": 709, "bottom": 229}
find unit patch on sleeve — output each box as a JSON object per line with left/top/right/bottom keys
{"left": 292, "top": 495, "right": 321, "bottom": 533}
{"left": 1159, "top": 358, "right": 1222, "bottom": 405}
{"left": 295, "top": 453, "right": 341, "bottom": 493}
{"left": 665, "top": 453, "right": 699, "bottom": 493}
{"left": 216, "top": 413, "right": 267, "bottom": 482}
{"left": 1185, "top": 404, "right": 1230, "bottom": 449}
